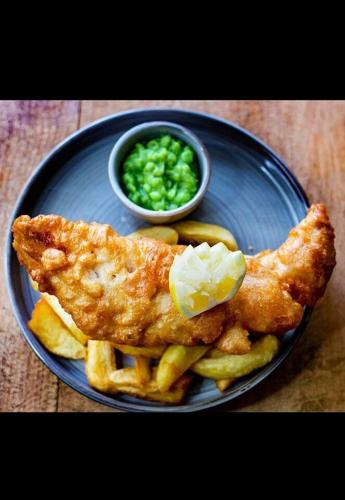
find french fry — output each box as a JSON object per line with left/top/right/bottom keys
{"left": 28, "top": 299, "right": 85, "bottom": 359}
{"left": 216, "top": 325, "right": 251, "bottom": 354}
{"left": 113, "top": 344, "right": 166, "bottom": 359}
{"left": 41, "top": 293, "right": 89, "bottom": 346}
{"left": 172, "top": 220, "right": 238, "bottom": 251}
{"left": 216, "top": 379, "right": 234, "bottom": 392}
{"left": 191, "top": 335, "right": 279, "bottom": 380}
{"left": 128, "top": 226, "right": 178, "bottom": 245}
{"left": 207, "top": 348, "right": 229, "bottom": 359}
{"left": 156, "top": 345, "right": 210, "bottom": 392}
{"left": 29, "top": 275, "right": 88, "bottom": 345}
{"left": 85, "top": 340, "right": 117, "bottom": 392}
{"left": 109, "top": 367, "right": 192, "bottom": 404}
{"left": 135, "top": 356, "right": 151, "bottom": 386}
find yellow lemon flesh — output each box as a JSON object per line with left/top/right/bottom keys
{"left": 169, "top": 242, "right": 246, "bottom": 318}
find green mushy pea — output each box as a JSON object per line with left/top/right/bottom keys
{"left": 121, "top": 134, "right": 199, "bottom": 211}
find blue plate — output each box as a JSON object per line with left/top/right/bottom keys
{"left": 4, "top": 109, "right": 311, "bottom": 412}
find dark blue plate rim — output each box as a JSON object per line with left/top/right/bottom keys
{"left": 4, "top": 108, "right": 310, "bottom": 412}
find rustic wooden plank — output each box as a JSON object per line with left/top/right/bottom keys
{"left": 0, "top": 100, "right": 80, "bottom": 411}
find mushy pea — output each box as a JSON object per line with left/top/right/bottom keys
{"left": 121, "top": 134, "right": 199, "bottom": 211}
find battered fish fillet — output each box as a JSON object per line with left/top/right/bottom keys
{"left": 12, "top": 204, "right": 335, "bottom": 350}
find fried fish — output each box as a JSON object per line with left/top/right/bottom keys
{"left": 12, "top": 204, "right": 336, "bottom": 351}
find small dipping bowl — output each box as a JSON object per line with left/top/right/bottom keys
{"left": 108, "top": 121, "right": 211, "bottom": 224}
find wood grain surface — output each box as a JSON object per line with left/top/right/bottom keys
{"left": 1, "top": 100, "right": 344, "bottom": 412}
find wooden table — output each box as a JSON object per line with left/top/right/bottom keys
{"left": 1, "top": 100, "right": 344, "bottom": 412}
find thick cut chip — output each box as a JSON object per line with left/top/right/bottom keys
{"left": 128, "top": 226, "right": 178, "bottom": 245}
{"left": 29, "top": 275, "right": 88, "bottom": 345}
{"left": 109, "top": 368, "right": 192, "bottom": 404}
{"left": 156, "top": 345, "right": 209, "bottom": 391}
{"left": 172, "top": 220, "right": 238, "bottom": 251}
{"left": 42, "top": 293, "right": 89, "bottom": 345}
{"left": 28, "top": 299, "right": 85, "bottom": 359}
{"left": 85, "top": 340, "right": 117, "bottom": 392}
{"left": 191, "top": 335, "right": 279, "bottom": 379}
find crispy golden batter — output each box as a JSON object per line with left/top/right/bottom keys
{"left": 224, "top": 204, "right": 336, "bottom": 336}
{"left": 12, "top": 204, "right": 336, "bottom": 349}
{"left": 225, "top": 258, "right": 306, "bottom": 334}
{"left": 256, "top": 203, "right": 336, "bottom": 306}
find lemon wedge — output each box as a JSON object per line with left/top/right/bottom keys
{"left": 169, "top": 242, "right": 246, "bottom": 318}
